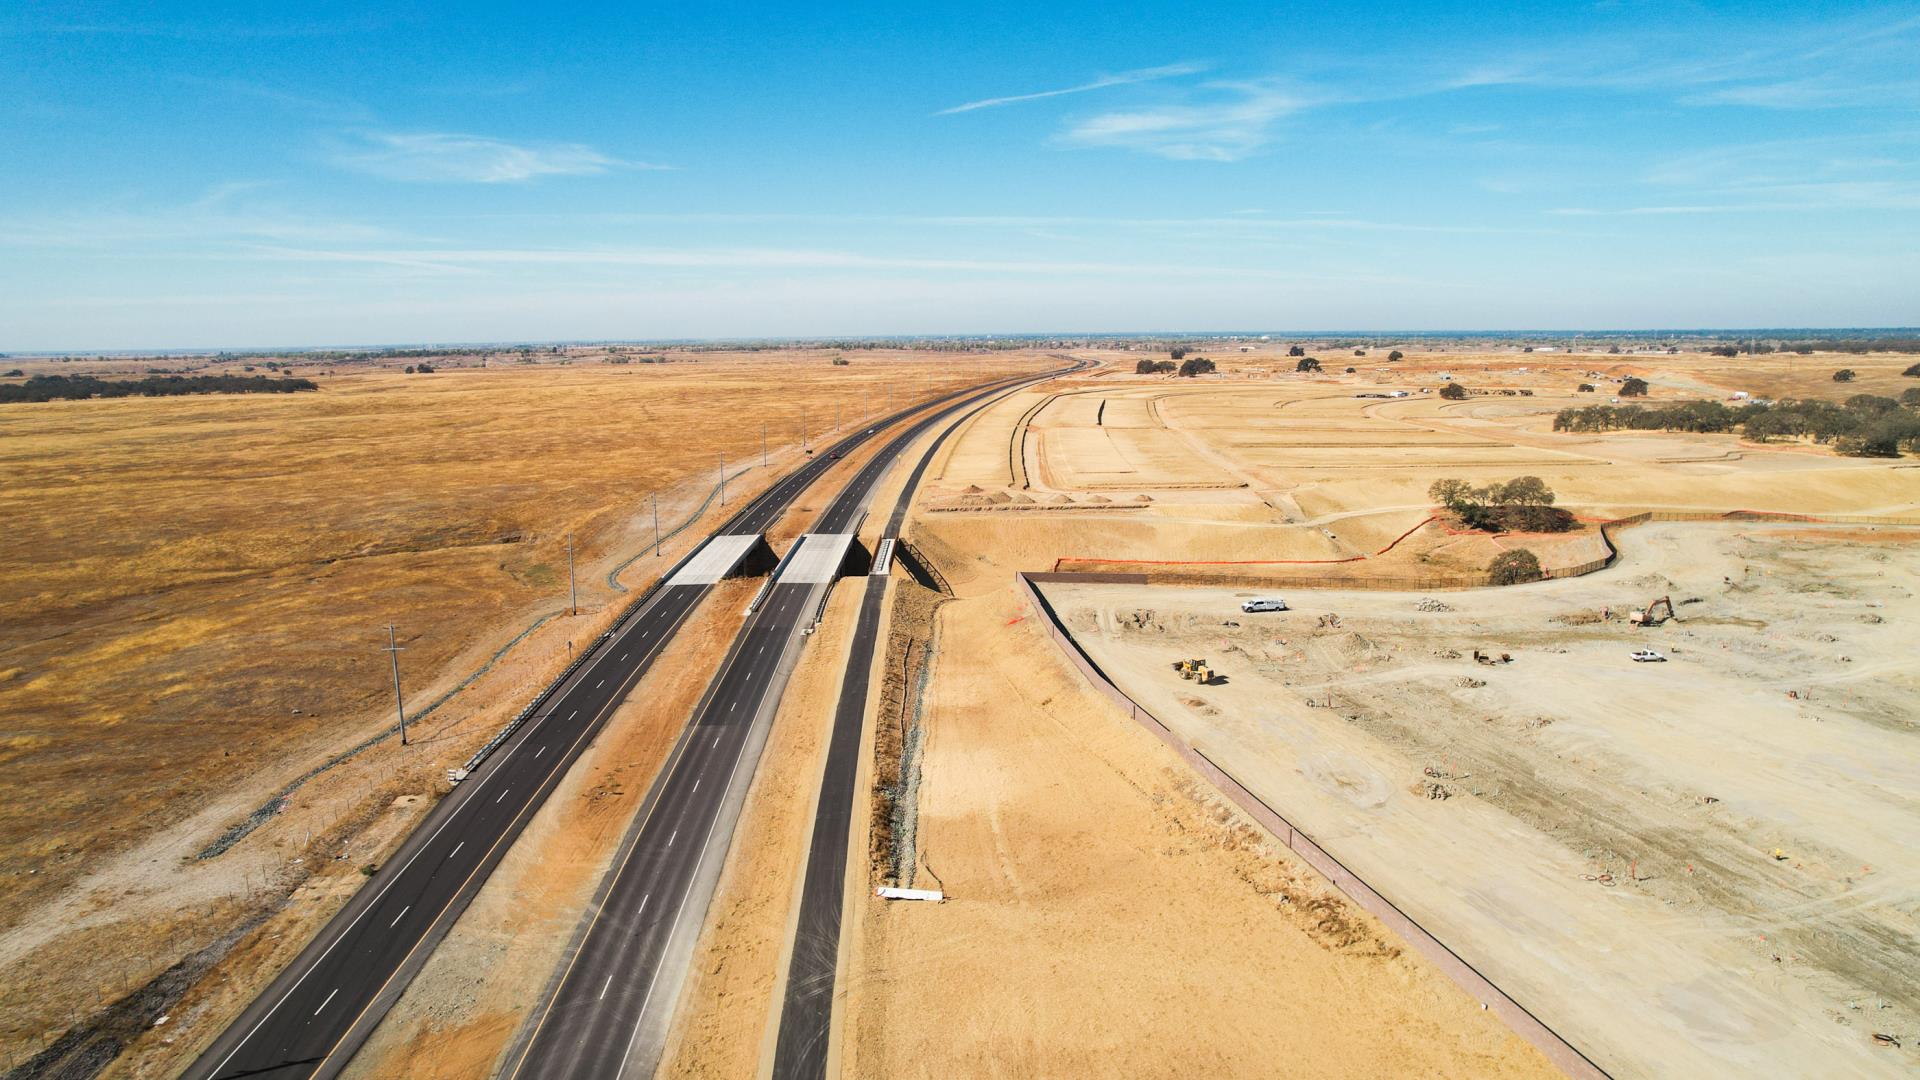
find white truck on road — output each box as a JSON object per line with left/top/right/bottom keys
{"left": 1240, "top": 598, "right": 1289, "bottom": 613}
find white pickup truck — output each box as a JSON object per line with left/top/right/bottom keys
{"left": 1240, "top": 598, "right": 1288, "bottom": 613}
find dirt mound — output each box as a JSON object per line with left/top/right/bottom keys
{"left": 1008, "top": 493, "right": 1035, "bottom": 505}
{"left": 962, "top": 484, "right": 985, "bottom": 493}
{"left": 1415, "top": 598, "right": 1453, "bottom": 612}
{"left": 1084, "top": 494, "right": 1112, "bottom": 504}
{"left": 1332, "top": 632, "right": 1381, "bottom": 659}
{"left": 1044, "top": 494, "right": 1074, "bottom": 505}
{"left": 1134, "top": 494, "right": 1155, "bottom": 503}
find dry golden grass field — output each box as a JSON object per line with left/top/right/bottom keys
{"left": 0, "top": 349, "right": 1049, "bottom": 1069}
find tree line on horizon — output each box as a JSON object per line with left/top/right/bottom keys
{"left": 1553, "top": 392, "right": 1920, "bottom": 457}
{"left": 0, "top": 373, "right": 320, "bottom": 404}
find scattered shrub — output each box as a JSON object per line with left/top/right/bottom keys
{"left": 1832, "top": 369, "right": 1856, "bottom": 382}
{"left": 1287, "top": 345, "right": 1306, "bottom": 357}
{"left": 1387, "top": 350, "right": 1404, "bottom": 361}
{"left": 1295, "top": 357, "right": 1321, "bottom": 373}
{"left": 1577, "top": 383, "right": 1596, "bottom": 392}
{"left": 1171, "top": 347, "right": 1189, "bottom": 360}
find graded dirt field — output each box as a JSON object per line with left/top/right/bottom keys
{"left": 1041, "top": 522, "right": 1920, "bottom": 1077}
{"left": 852, "top": 347, "right": 1919, "bottom": 1076}
{"left": 914, "top": 346, "right": 1920, "bottom": 580}
{"left": 0, "top": 350, "right": 1049, "bottom": 1072}
{"left": 843, "top": 581, "right": 1555, "bottom": 1079}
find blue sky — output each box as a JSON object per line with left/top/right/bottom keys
{"left": 3, "top": 1, "right": 1917, "bottom": 349}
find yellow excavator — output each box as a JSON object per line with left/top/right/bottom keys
{"left": 1172, "top": 658, "right": 1216, "bottom": 684}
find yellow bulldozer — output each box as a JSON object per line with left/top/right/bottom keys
{"left": 1172, "top": 658, "right": 1216, "bottom": 684}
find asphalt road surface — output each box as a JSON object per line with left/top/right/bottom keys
{"left": 767, "top": 379, "right": 983, "bottom": 1078}
{"left": 502, "top": 368, "right": 1070, "bottom": 1079}
{"left": 182, "top": 374, "right": 1041, "bottom": 1080}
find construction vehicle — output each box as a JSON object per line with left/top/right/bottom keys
{"left": 1629, "top": 596, "right": 1675, "bottom": 627}
{"left": 1172, "top": 658, "right": 1216, "bottom": 684}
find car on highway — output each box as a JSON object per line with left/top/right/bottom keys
{"left": 1630, "top": 648, "right": 1667, "bottom": 662}
{"left": 1240, "top": 598, "right": 1289, "bottom": 613}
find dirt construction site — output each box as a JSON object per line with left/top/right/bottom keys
{"left": 850, "top": 345, "right": 1920, "bottom": 1077}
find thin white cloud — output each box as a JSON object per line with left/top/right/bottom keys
{"left": 1058, "top": 80, "right": 1307, "bottom": 161}
{"left": 334, "top": 132, "right": 665, "bottom": 183}
{"left": 1679, "top": 78, "right": 1920, "bottom": 110}
{"left": 937, "top": 62, "right": 1207, "bottom": 115}
{"left": 0, "top": 188, "right": 395, "bottom": 248}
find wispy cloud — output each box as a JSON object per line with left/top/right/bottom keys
{"left": 937, "top": 62, "right": 1207, "bottom": 115}
{"left": 0, "top": 185, "right": 396, "bottom": 248}
{"left": 332, "top": 132, "right": 665, "bottom": 183}
{"left": 1679, "top": 78, "right": 1920, "bottom": 110}
{"left": 1058, "top": 80, "right": 1308, "bottom": 161}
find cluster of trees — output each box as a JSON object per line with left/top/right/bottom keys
{"left": 1135, "top": 356, "right": 1216, "bottom": 376}
{"left": 1620, "top": 377, "right": 1649, "bottom": 396}
{"left": 1833, "top": 369, "right": 1856, "bottom": 382}
{"left": 1430, "top": 476, "right": 1572, "bottom": 533}
{"left": 1296, "top": 357, "right": 1321, "bottom": 372}
{"left": 1388, "top": 350, "right": 1404, "bottom": 361}
{"left": 1440, "top": 382, "right": 1467, "bottom": 399}
{"left": 0, "top": 373, "right": 319, "bottom": 404}
{"left": 1287, "top": 345, "right": 1306, "bottom": 357}
{"left": 1553, "top": 395, "right": 1920, "bottom": 456}
{"left": 1136, "top": 358, "right": 1175, "bottom": 374}
{"left": 1170, "top": 347, "right": 1189, "bottom": 360}
{"left": 403, "top": 363, "right": 437, "bottom": 374}
{"left": 1178, "top": 356, "right": 1216, "bottom": 376}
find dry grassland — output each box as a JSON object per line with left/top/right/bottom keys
{"left": 0, "top": 350, "right": 1048, "bottom": 1070}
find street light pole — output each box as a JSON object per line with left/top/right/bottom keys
{"left": 566, "top": 534, "right": 577, "bottom": 615}
{"left": 718, "top": 455, "right": 726, "bottom": 505}
{"left": 762, "top": 422, "right": 767, "bottom": 467}
{"left": 383, "top": 625, "right": 408, "bottom": 746}
{"left": 652, "top": 493, "right": 661, "bottom": 557}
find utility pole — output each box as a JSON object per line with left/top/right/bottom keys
{"left": 652, "top": 493, "right": 661, "bottom": 557}
{"left": 762, "top": 421, "right": 768, "bottom": 467}
{"left": 566, "top": 534, "right": 577, "bottom": 615}
{"left": 718, "top": 455, "right": 726, "bottom": 505}
{"left": 802, "top": 408, "right": 808, "bottom": 449}
{"left": 383, "top": 625, "right": 408, "bottom": 746}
